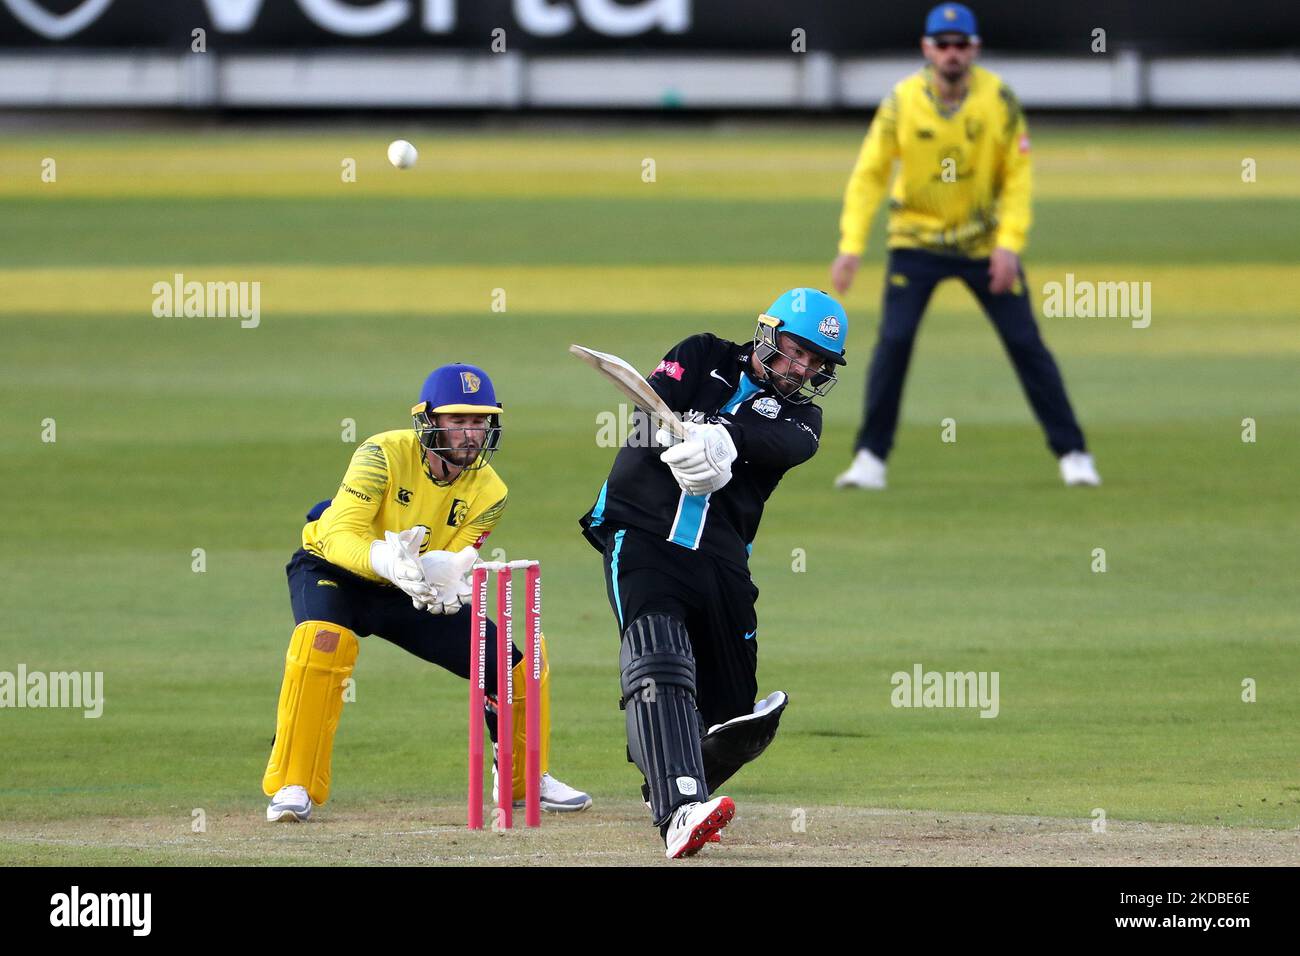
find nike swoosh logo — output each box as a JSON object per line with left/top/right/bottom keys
{"left": 709, "top": 369, "right": 731, "bottom": 386}
{"left": 743, "top": 630, "right": 756, "bottom": 640}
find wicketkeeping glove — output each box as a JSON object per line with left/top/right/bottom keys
{"left": 416, "top": 546, "right": 479, "bottom": 615}
{"left": 370, "top": 527, "right": 435, "bottom": 605}
{"left": 424, "top": 577, "right": 475, "bottom": 616}
{"left": 659, "top": 422, "right": 738, "bottom": 495}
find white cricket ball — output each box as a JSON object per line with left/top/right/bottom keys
{"left": 387, "top": 139, "right": 418, "bottom": 169}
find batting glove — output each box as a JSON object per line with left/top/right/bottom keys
{"left": 659, "top": 422, "right": 737, "bottom": 495}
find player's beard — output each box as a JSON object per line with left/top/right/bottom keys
{"left": 938, "top": 58, "right": 968, "bottom": 84}
{"left": 768, "top": 368, "right": 804, "bottom": 398}
{"left": 445, "top": 442, "right": 482, "bottom": 466}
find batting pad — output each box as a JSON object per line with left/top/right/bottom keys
{"left": 620, "top": 614, "right": 707, "bottom": 826}
{"left": 262, "top": 621, "right": 359, "bottom": 806}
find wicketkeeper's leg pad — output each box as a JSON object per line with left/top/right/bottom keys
{"left": 619, "top": 614, "right": 707, "bottom": 827}
{"left": 262, "top": 621, "right": 359, "bottom": 806}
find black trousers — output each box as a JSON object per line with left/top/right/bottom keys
{"left": 856, "top": 248, "right": 1087, "bottom": 460}
{"left": 286, "top": 548, "right": 519, "bottom": 740}
{"left": 600, "top": 526, "right": 758, "bottom": 730}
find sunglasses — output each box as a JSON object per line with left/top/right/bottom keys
{"left": 932, "top": 38, "right": 971, "bottom": 50}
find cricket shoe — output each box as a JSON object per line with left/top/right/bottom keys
{"left": 266, "top": 784, "right": 312, "bottom": 822}
{"left": 642, "top": 780, "right": 721, "bottom": 842}
{"left": 834, "top": 449, "right": 887, "bottom": 489}
{"left": 665, "top": 796, "right": 735, "bottom": 859}
{"left": 493, "top": 762, "right": 592, "bottom": 812}
{"left": 1059, "top": 451, "right": 1101, "bottom": 487}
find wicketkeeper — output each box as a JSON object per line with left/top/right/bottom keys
{"left": 262, "top": 363, "right": 589, "bottom": 822}
{"left": 831, "top": 2, "right": 1099, "bottom": 490}
{"left": 579, "top": 288, "right": 847, "bottom": 858}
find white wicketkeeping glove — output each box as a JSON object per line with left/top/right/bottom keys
{"left": 416, "top": 546, "right": 479, "bottom": 615}
{"left": 369, "top": 528, "right": 434, "bottom": 605}
{"left": 659, "top": 422, "right": 738, "bottom": 495}
{"left": 425, "top": 576, "right": 475, "bottom": 616}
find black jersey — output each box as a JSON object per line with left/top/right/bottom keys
{"left": 580, "top": 333, "right": 823, "bottom": 568}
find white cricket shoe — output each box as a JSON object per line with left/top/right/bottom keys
{"left": 834, "top": 449, "right": 887, "bottom": 489}
{"left": 266, "top": 784, "right": 312, "bottom": 822}
{"left": 538, "top": 773, "right": 592, "bottom": 812}
{"left": 493, "top": 761, "right": 592, "bottom": 813}
{"left": 665, "top": 796, "right": 735, "bottom": 859}
{"left": 1059, "top": 451, "right": 1101, "bottom": 487}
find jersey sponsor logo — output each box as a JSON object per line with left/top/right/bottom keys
{"left": 752, "top": 396, "right": 781, "bottom": 419}
{"left": 818, "top": 315, "right": 841, "bottom": 340}
{"left": 396, "top": 487, "right": 412, "bottom": 505}
{"left": 342, "top": 483, "right": 373, "bottom": 503}
{"left": 460, "top": 371, "right": 481, "bottom": 393}
{"left": 446, "top": 497, "right": 469, "bottom": 527}
{"left": 793, "top": 420, "right": 820, "bottom": 444}
{"left": 653, "top": 359, "right": 685, "bottom": 381}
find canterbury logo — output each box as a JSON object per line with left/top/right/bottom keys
{"left": 396, "top": 487, "right": 412, "bottom": 505}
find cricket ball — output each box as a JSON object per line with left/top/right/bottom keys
{"left": 387, "top": 139, "right": 418, "bottom": 169}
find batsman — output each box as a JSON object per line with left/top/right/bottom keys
{"left": 579, "top": 288, "right": 848, "bottom": 858}
{"left": 262, "top": 363, "right": 590, "bottom": 822}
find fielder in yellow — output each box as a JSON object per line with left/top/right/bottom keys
{"left": 830, "top": 2, "right": 1098, "bottom": 490}
{"left": 262, "top": 363, "right": 591, "bottom": 821}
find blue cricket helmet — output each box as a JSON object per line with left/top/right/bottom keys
{"left": 410, "top": 363, "right": 503, "bottom": 481}
{"left": 762, "top": 288, "right": 848, "bottom": 366}
{"left": 414, "top": 363, "right": 503, "bottom": 415}
{"left": 753, "top": 288, "right": 848, "bottom": 404}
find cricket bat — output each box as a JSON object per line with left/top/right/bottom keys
{"left": 568, "top": 344, "right": 690, "bottom": 442}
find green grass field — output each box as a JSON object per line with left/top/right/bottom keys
{"left": 1, "top": 123, "right": 1297, "bottom": 865}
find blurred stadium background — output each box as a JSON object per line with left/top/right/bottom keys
{"left": 1, "top": 0, "right": 1297, "bottom": 865}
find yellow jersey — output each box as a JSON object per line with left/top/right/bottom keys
{"left": 301, "top": 429, "right": 508, "bottom": 583}
{"left": 838, "top": 64, "right": 1032, "bottom": 259}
